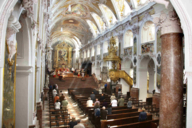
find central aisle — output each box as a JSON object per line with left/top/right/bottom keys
{"left": 64, "top": 90, "right": 95, "bottom": 128}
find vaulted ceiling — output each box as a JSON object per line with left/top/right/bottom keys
{"left": 49, "top": 0, "right": 148, "bottom": 48}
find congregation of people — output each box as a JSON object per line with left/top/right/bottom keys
{"left": 86, "top": 91, "right": 148, "bottom": 122}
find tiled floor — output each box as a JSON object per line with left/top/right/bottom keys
{"left": 42, "top": 90, "right": 95, "bottom": 128}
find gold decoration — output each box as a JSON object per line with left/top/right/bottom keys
{"left": 7, "top": 58, "right": 14, "bottom": 77}
{"left": 103, "top": 36, "right": 133, "bottom": 89}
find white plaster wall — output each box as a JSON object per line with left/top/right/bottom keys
{"left": 121, "top": 79, "right": 129, "bottom": 94}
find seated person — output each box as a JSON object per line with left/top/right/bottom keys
{"left": 55, "top": 100, "right": 61, "bottom": 110}
{"left": 54, "top": 94, "right": 60, "bottom": 104}
{"left": 60, "top": 94, "right": 65, "bottom": 103}
{"left": 139, "top": 108, "right": 147, "bottom": 122}
{"left": 99, "top": 94, "right": 105, "bottom": 101}
{"left": 111, "top": 98, "right": 117, "bottom": 107}
{"left": 62, "top": 98, "right": 68, "bottom": 110}
{"left": 101, "top": 106, "right": 107, "bottom": 120}
{"left": 55, "top": 84, "right": 58, "bottom": 90}
{"left": 94, "top": 98, "right": 100, "bottom": 105}
{"left": 110, "top": 93, "right": 116, "bottom": 102}
{"left": 94, "top": 106, "right": 100, "bottom": 117}
{"left": 107, "top": 105, "right": 112, "bottom": 115}
{"left": 102, "top": 99, "right": 108, "bottom": 108}
{"left": 118, "top": 96, "right": 125, "bottom": 106}
{"left": 68, "top": 117, "right": 77, "bottom": 128}
{"left": 52, "top": 89, "right": 57, "bottom": 98}
{"left": 86, "top": 97, "right": 93, "bottom": 107}
{"left": 49, "top": 85, "right": 53, "bottom": 91}
{"left": 127, "top": 98, "right": 132, "bottom": 109}
{"left": 94, "top": 102, "right": 100, "bottom": 109}
{"left": 74, "top": 120, "right": 85, "bottom": 128}
{"left": 90, "top": 92, "right": 95, "bottom": 101}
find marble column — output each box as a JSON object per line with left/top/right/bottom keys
{"left": 153, "top": 10, "right": 183, "bottom": 128}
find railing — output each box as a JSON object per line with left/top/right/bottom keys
{"left": 119, "top": 70, "right": 133, "bottom": 90}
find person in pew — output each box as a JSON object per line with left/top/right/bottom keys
{"left": 102, "top": 99, "right": 108, "bottom": 108}
{"left": 49, "top": 85, "right": 53, "bottom": 92}
{"left": 99, "top": 94, "right": 105, "bottom": 101}
{"left": 104, "top": 83, "right": 107, "bottom": 92}
{"left": 127, "top": 98, "right": 132, "bottom": 109}
{"left": 107, "top": 104, "right": 112, "bottom": 115}
{"left": 54, "top": 94, "right": 60, "bottom": 104}
{"left": 138, "top": 108, "right": 148, "bottom": 122}
{"left": 59, "top": 94, "right": 65, "bottom": 103}
{"left": 94, "top": 102, "right": 100, "bottom": 110}
{"left": 90, "top": 92, "right": 96, "bottom": 102}
{"left": 118, "top": 96, "right": 125, "bottom": 106}
{"left": 74, "top": 119, "right": 85, "bottom": 128}
{"left": 55, "top": 100, "right": 61, "bottom": 110}
{"left": 52, "top": 88, "right": 57, "bottom": 98}
{"left": 110, "top": 93, "right": 116, "bottom": 102}
{"left": 68, "top": 117, "right": 77, "bottom": 128}
{"left": 111, "top": 98, "right": 117, "bottom": 107}
{"left": 86, "top": 97, "right": 93, "bottom": 107}
{"left": 94, "top": 106, "right": 101, "bottom": 117}
{"left": 62, "top": 98, "right": 68, "bottom": 110}
{"left": 53, "top": 84, "right": 56, "bottom": 90}
{"left": 94, "top": 98, "right": 100, "bottom": 105}
{"left": 101, "top": 106, "right": 107, "bottom": 120}
{"left": 55, "top": 84, "right": 58, "bottom": 90}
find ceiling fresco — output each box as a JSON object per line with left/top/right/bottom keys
{"left": 50, "top": 0, "right": 149, "bottom": 47}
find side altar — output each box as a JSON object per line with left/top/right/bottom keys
{"left": 53, "top": 42, "right": 73, "bottom": 69}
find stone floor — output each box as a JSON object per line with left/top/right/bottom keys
{"left": 42, "top": 90, "right": 95, "bottom": 128}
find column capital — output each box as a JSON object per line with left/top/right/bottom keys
{"left": 153, "top": 10, "right": 182, "bottom": 35}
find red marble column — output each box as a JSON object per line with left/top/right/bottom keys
{"left": 160, "top": 33, "right": 183, "bottom": 128}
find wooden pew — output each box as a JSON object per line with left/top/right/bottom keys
{"left": 108, "top": 119, "right": 159, "bottom": 128}
{"left": 100, "top": 114, "right": 152, "bottom": 128}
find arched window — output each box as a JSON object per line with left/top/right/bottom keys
{"left": 86, "top": 20, "right": 99, "bottom": 37}
{"left": 124, "top": 30, "right": 133, "bottom": 47}
{"left": 99, "top": 4, "right": 117, "bottom": 27}
{"left": 111, "top": 0, "right": 131, "bottom": 20}
{"left": 91, "top": 13, "right": 106, "bottom": 32}
{"left": 141, "top": 21, "right": 155, "bottom": 43}
{"left": 91, "top": 47, "right": 95, "bottom": 56}
{"left": 141, "top": 21, "right": 155, "bottom": 54}
{"left": 87, "top": 50, "right": 90, "bottom": 57}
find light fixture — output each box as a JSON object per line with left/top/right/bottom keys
{"left": 69, "top": 20, "right": 74, "bottom": 23}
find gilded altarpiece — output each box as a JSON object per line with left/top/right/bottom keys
{"left": 53, "top": 42, "right": 73, "bottom": 68}
{"left": 2, "top": 43, "right": 17, "bottom": 128}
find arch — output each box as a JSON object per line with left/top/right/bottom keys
{"left": 141, "top": 21, "right": 155, "bottom": 43}
{"left": 111, "top": 0, "right": 131, "bottom": 20}
{"left": 124, "top": 30, "right": 133, "bottom": 47}
{"left": 138, "top": 56, "right": 155, "bottom": 101}
{"left": 91, "top": 12, "right": 106, "bottom": 32}
{"left": 99, "top": 4, "right": 117, "bottom": 27}
{"left": 86, "top": 20, "right": 99, "bottom": 37}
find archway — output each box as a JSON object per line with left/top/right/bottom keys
{"left": 138, "top": 56, "right": 155, "bottom": 101}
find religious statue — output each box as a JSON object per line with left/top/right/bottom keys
{"left": 45, "top": 74, "right": 49, "bottom": 88}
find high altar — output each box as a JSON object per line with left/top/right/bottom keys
{"left": 53, "top": 42, "right": 73, "bottom": 68}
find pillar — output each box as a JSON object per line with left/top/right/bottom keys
{"left": 153, "top": 10, "right": 183, "bottom": 127}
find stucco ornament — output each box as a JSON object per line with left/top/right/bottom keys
{"left": 6, "top": 14, "right": 21, "bottom": 61}
{"left": 149, "top": 0, "right": 169, "bottom": 9}
{"left": 6, "top": 14, "right": 21, "bottom": 77}
{"left": 153, "top": 10, "right": 182, "bottom": 35}
{"left": 22, "top": 0, "right": 34, "bottom": 18}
